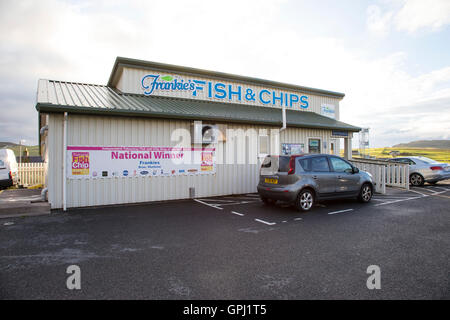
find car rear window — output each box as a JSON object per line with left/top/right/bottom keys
{"left": 277, "top": 156, "right": 291, "bottom": 172}
{"left": 417, "top": 157, "right": 438, "bottom": 164}
{"left": 298, "top": 156, "right": 330, "bottom": 172}
{"left": 261, "top": 156, "right": 272, "bottom": 168}
{"left": 0, "top": 160, "right": 5, "bottom": 167}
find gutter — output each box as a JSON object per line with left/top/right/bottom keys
{"left": 35, "top": 103, "right": 361, "bottom": 132}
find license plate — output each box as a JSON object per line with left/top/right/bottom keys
{"left": 265, "top": 178, "right": 278, "bottom": 184}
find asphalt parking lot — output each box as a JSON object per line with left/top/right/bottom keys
{"left": 0, "top": 182, "right": 449, "bottom": 299}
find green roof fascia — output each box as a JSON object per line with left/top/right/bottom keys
{"left": 35, "top": 102, "right": 361, "bottom": 132}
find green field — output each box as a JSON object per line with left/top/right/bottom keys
{"left": 3, "top": 145, "right": 40, "bottom": 157}
{"left": 346, "top": 148, "right": 450, "bottom": 163}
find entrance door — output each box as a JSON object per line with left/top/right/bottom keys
{"left": 308, "top": 138, "right": 321, "bottom": 154}
{"left": 330, "top": 139, "right": 337, "bottom": 155}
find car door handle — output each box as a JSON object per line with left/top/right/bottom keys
{"left": 312, "top": 175, "right": 318, "bottom": 179}
{"left": 337, "top": 175, "right": 342, "bottom": 179}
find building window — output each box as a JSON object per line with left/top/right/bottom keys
{"left": 308, "top": 138, "right": 321, "bottom": 154}
{"left": 259, "top": 135, "right": 269, "bottom": 155}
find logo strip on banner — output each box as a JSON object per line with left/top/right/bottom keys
{"left": 67, "top": 146, "right": 216, "bottom": 179}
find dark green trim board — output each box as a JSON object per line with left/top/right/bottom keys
{"left": 36, "top": 96, "right": 360, "bottom": 132}
{"left": 36, "top": 79, "right": 359, "bottom": 132}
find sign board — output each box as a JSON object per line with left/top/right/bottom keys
{"left": 282, "top": 143, "right": 305, "bottom": 155}
{"left": 321, "top": 104, "right": 336, "bottom": 119}
{"left": 331, "top": 130, "right": 348, "bottom": 137}
{"left": 140, "top": 73, "right": 310, "bottom": 110}
{"left": 67, "top": 146, "right": 216, "bottom": 179}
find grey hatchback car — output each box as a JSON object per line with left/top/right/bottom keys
{"left": 257, "top": 154, "right": 374, "bottom": 211}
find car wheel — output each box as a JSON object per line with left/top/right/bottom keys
{"left": 296, "top": 189, "right": 314, "bottom": 211}
{"left": 410, "top": 173, "right": 424, "bottom": 187}
{"left": 358, "top": 183, "right": 373, "bottom": 203}
{"left": 261, "top": 197, "right": 276, "bottom": 206}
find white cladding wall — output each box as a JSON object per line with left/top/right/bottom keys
{"left": 47, "top": 113, "right": 337, "bottom": 209}
{"left": 116, "top": 67, "right": 341, "bottom": 119}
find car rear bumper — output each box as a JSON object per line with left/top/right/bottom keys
{"left": 0, "top": 178, "right": 13, "bottom": 187}
{"left": 425, "top": 172, "right": 450, "bottom": 183}
{"left": 257, "top": 184, "right": 298, "bottom": 202}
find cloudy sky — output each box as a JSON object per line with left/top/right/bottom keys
{"left": 0, "top": 0, "right": 449, "bottom": 148}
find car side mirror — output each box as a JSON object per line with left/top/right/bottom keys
{"left": 352, "top": 167, "right": 359, "bottom": 174}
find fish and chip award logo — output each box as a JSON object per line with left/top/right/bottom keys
{"left": 71, "top": 152, "right": 90, "bottom": 175}
{"left": 201, "top": 152, "right": 213, "bottom": 171}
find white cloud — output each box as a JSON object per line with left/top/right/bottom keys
{"left": 367, "top": 0, "right": 450, "bottom": 36}
{"left": 366, "top": 4, "right": 394, "bottom": 36}
{"left": 396, "top": 0, "right": 450, "bottom": 33}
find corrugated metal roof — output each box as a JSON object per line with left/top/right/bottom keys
{"left": 36, "top": 79, "right": 360, "bottom": 132}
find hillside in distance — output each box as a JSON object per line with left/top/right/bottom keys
{"left": 392, "top": 140, "right": 450, "bottom": 149}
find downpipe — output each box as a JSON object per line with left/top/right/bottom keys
{"left": 280, "top": 104, "right": 286, "bottom": 132}
{"left": 41, "top": 188, "right": 48, "bottom": 201}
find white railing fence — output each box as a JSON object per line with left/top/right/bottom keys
{"left": 350, "top": 158, "right": 409, "bottom": 194}
{"left": 18, "top": 163, "right": 46, "bottom": 186}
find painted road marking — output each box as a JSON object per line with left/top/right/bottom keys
{"left": 254, "top": 218, "right": 276, "bottom": 226}
{"left": 433, "top": 194, "right": 450, "bottom": 199}
{"left": 433, "top": 186, "right": 450, "bottom": 191}
{"left": 193, "top": 199, "right": 223, "bottom": 210}
{"left": 210, "top": 201, "right": 259, "bottom": 206}
{"left": 375, "top": 189, "right": 449, "bottom": 206}
{"left": 294, "top": 217, "right": 303, "bottom": 221}
{"left": 374, "top": 196, "right": 422, "bottom": 206}
{"left": 231, "top": 211, "right": 245, "bottom": 216}
{"left": 408, "top": 189, "right": 430, "bottom": 197}
{"left": 328, "top": 209, "right": 354, "bottom": 215}
{"left": 198, "top": 199, "right": 237, "bottom": 203}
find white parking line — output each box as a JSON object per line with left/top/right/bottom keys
{"left": 328, "top": 209, "right": 354, "bottom": 215}
{"left": 193, "top": 199, "right": 223, "bottom": 210}
{"left": 198, "top": 199, "right": 237, "bottom": 203}
{"left": 254, "top": 218, "right": 276, "bottom": 225}
{"left": 433, "top": 186, "right": 450, "bottom": 192}
{"left": 221, "top": 197, "right": 260, "bottom": 201}
{"left": 374, "top": 196, "right": 422, "bottom": 206}
{"left": 231, "top": 211, "right": 245, "bottom": 216}
{"left": 373, "top": 197, "right": 413, "bottom": 200}
{"left": 210, "top": 201, "right": 259, "bottom": 206}
{"left": 408, "top": 189, "right": 430, "bottom": 197}
{"left": 294, "top": 217, "right": 303, "bottom": 221}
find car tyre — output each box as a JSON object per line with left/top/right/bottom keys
{"left": 296, "top": 189, "right": 314, "bottom": 211}
{"left": 261, "top": 197, "right": 276, "bottom": 206}
{"left": 358, "top": 183, "right": 373, "bottom": 203}
{"left": 410, "top": 173, "right": 424, "bottom": 187}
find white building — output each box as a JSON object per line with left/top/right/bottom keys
{"left": 36, "top": 57, "right": 360, "bottom": 209}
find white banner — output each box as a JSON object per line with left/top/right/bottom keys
{"left": 67, "top": 146, "right": 216, "bottom": 179}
